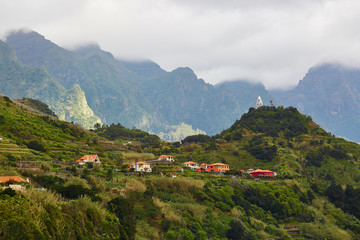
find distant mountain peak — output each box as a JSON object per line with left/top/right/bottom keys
{"left": 6, "top": 29, "right": 51, "bottom": 46}
{"left": 172, "top": 67, "right": 195, "bottom": 74}
{"left": 6, "top": 29, "right": 44, "bottom": 39}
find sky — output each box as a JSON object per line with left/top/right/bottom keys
{"left": 1, "top": 0, "right": 360, "bottom": 90}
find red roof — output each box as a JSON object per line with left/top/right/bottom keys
{"left": 0, "top": 176, "right": 27, "bottom": 183}
{"left": 80, "top": 155, "right": 97, "bottom": 160}
{"left": 130, "top": 161, "right": 149, "bottom": 165}
{"left": 253, "top": 169, "right": 273, "bottom": 173}
{"left": 158, "top": 155, "right": 173, "bottom": 159}
{"left": 184, "top": 161, "right": 198, "bottom": 165}
{"left": 210, "top": 163, "right": 229, "bottom": 167}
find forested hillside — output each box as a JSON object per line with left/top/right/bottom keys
{"left": 1, "top": 96, "right": 360, "bottom": 239}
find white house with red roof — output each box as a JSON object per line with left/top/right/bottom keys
{"left": 183, "top": 161, "right": 199, "bottom": 170}
{"left": 130, "top": 162, "right": 152, "bottom": 172}
{"left": 158, "top": 155, "right": 175, "bottom": 162}
{"left": 76, "top": 155, "right": 101, "bottom": 165}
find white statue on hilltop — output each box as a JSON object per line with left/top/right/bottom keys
{"left": 256, "top": 96, "right": 263, "bottom": 108}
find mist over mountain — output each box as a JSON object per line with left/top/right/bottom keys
{"left": 275, "top": 63, "right": 360, "bottom": 142}
{"left": 1, "top": 30, "right": 275, "bottom": 141}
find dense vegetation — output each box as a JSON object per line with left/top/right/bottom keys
{"left": 92, "top": 123, "right": 161, "bottom": 147}
{"left": 16, "top": 97, "right": 58, "bottom": 117}
{"left": 2, "top": 97, "right": 360, "bottom": 239}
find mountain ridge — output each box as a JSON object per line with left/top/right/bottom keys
{"left": 275, "top": 63, "right": 360, "bottom": 142}
{"left": 4, "top": 30, "right": 274, "bottom": 141}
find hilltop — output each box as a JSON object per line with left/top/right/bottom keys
{"left": 275, "top": 63, "right": 360, "bottom": 142}
{"left": 1, "top": 97, "right": 360, "bottom": 239}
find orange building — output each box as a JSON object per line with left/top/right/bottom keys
{"left": 205, "top": 163, "right": 229, "bottom": 173}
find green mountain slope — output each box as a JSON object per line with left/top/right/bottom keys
{"left": 275, "top": 63, "right": 360, "bottom": 142}
{"left": 1, "top": 97, "right": 360, "bottom": 239}
{"left": 128, "top": 65, "right": 244, "bottom": 135}
{"left": 16, "top": 97, "right": 57, "bottom": 117}
{"left": 209, "top": 106, "right": 360, "bottom": 185}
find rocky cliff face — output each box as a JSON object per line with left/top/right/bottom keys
{"left": 0, "top": 38, "right": 103, "bottom": 129}
{"left": 55, "top": 84, "right": 103, "bottom": 129}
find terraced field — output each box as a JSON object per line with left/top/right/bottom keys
{"left": 0, "top": 136, "right": 32, "bottom": 158}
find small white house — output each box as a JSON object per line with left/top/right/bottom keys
{"left": 183, "top": 161, "right": 199, "bottom": 170}
{"left": 130, "top": 162, "right": 152, "bottom": 172}
{"left": 158, "top": 155, "right": 175, "bottom": 162}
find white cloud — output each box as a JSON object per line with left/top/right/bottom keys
{"left": 1, "top": 0, "right": 360, "bottom": 89}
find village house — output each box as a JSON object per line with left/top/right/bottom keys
{"left": 8, "top": 184, "right": 26, "bottom": 191}
{"left": 249, "top": 169, "right": 277, "bottom": 177}
{"left": 205, "top": 163, "right": 229, "bottom": 174}
{"left": 0, "top": 176, "right": 28, "bottom": 191}
{"left": 76, "top": 155, "right": 101, "bottom": 165}
{"left": 247, "top": 168, "right": 254, "bottom": 174}
{"left": 195, "top": 163, "right": 209, "bottom": 173}
{"left": 0, "top": 176, "right": 28, "bottom": 184}
{"left": 129, "top": 161, "right": 152, "bottom": 172}
{"left": 158, "top": 155, "right": 175, "bottom": 162}
{"left": 183, "top": 161, "right": 199, "bottom": 170}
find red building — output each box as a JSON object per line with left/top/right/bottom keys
{"left": 249, "top": 169, "right": 276, "bottom": 177}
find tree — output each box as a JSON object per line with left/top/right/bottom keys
{"left": 106, "top": 169, "right": 113, "bottom": 181}
{"left": 226, "top": 219, "right": 245, "bottom": 240}
{"left": 325, "top": 182, "right": 344, "bottom": 209}
{"left": 27, "top": 140, "right": 46, "bottom": 152}
{"left": 107, "top": 197, "right": 136, "bottom": 240}
{"left": 306, "top": 150, "right": 324, "bottom": 167}
{"left": 94, "top": 123, "right": 101, "bottom": 130}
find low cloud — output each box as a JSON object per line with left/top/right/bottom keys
{"left": 1, "top": 0, "right": 360, "bottom": 90}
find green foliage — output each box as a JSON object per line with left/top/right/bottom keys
{"left": 0, "top": 188, "right": 16, "bottom": 197}
{"left": 57, "top": 184, "right": 100, "bottom": 201}
{"left": 306, "top": 150, "right": 324, "bottom": 167}
{"left": 93, "top": 123, "right": 161, "bottom": 147}
{"left": 0, "top": 191, "right": 120, "bottom": 239}
{"left": 27, "top": 140, "right": 46, "bottom": 152}
{"left": 16, "top": 97, "right": 57, "bottom": 117}
{"left": 244, "top": 135, "right": 277, "bottom": 162}
{"left": 223, "top": 106, "right": 309, "bottom": 138}
{"left": 182, "top": 134, "right": 212, "bottom": 144}
{"left": 107, "top": 196, "right": 136, "bottom": 240}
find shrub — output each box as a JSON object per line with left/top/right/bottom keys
{"left": 27, "top": 140, "right": 46, "bottom": 152}
{"left": 306, "top": 150, "right": 324, "bottom": 167}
